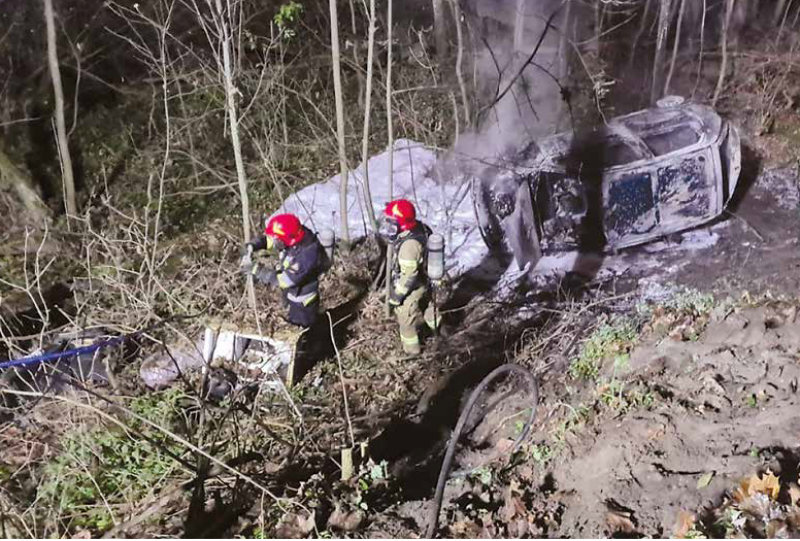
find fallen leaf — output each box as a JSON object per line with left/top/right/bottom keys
{"left": 786, "top": 508, "right": 800, "bottom": 530}
{"left": 789, "top": 484, "right": 800, "bottom": 507}
{"left": 275, "top": 511, "right": 316, "bottom": 539}
{"left": 734, "top": 471, "right": 781, "bottom": 502}
{"left": 501, "top": 494, "right": 525, "bottom": 523}
{"left": 761, "top": 470, "right": 781, "bottom": 500}
{"left": 606, "top": 510, "right": 636, "bottom": 534}
{"left": 673, "top": 510, "right": 696, "bottom": 538}
{"left": 766, "top": 519, "right": 788, "bottom": 539}
{"left": 71, "top": 531, "right": 92, "bottom": 540}
{"left": 327, "top": 504, "right": 364, "bottom": 532}
{"left": 697, "top": 472, "right": 714, "bottom": 489}
{"left": 495, "top": 438, "right": 515, "bottom": 453}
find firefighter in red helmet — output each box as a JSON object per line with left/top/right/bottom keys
{"left": 243, "top": 213, "right": 327, "bottom": 328}
{"left": 382, "top": 199, "right": 439, "bottom": 354}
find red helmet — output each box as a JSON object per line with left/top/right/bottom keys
{"left": 265, "top": 213, "right": 305, "bottom": 247}
{"left": 384, "top": 199, "right": 417, "bottom": 231}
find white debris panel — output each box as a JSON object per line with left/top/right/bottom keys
{"left": 278, "top": 139, "right": 488, "bottom": 278}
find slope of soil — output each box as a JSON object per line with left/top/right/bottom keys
{"left": 361, "top": 299, "right": 800, "bottom": 538}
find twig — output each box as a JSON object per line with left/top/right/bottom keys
{"left": 328, "top": 312, "right": 354, "bottom": 448}
{"left": 477, "top": 5, "right": 563, "bottom": 120}
{"left": 724, "top": 210, "right": 765, "bottom": 242}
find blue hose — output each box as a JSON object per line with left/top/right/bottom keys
{"left": 0, "top": 317, "right": 182, "bottom": 371}
{"left": 0, "top": 336, "right": 127, "bottom": 371}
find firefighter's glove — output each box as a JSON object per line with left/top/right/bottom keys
{"left": 252, "top": 264, "right": 279, "bottom": 287}
{"left": 239, "top": 257, "right": 254, "bottom": 276}
{"left": 388, "top": 289, "right": 404, "bottom": 306}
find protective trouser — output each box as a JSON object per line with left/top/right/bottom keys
{"left": 394, "top": 286, "right": 439, "bottom": 354}
{"left": 285, "top": 293, "right": 319, "bottom": 328}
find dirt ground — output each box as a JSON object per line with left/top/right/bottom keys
{"left": 357, "top": 284, "right": 800, "bottom": 538}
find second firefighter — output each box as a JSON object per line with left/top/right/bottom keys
{"left": 383, "top": 199, "right": 440, "bottom": 354}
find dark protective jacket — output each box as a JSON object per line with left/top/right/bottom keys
{"left": 252, "top": 226, "right": 326, "bottom": 310}
{"left": 390, "top": 222, "right": 432, "bottom": 304}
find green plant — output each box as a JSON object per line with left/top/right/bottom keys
{"left": 530, "top": 443, "right": 553, "bottom": 466}
{"left": 569, "top": 318, "right": 638, "bottom": 380}
{"left": 552, "top": 404, "right": 591, "bottom": 447}
{"left": 368, "top": 460, "right": 388, "bottom": 482}
{"left": 685, "top": 527, "right": 708, "bottom": 539}
{"left": 274, "top": 2, "right": 304, "bottom": 38}
{"left": 664, "top": 289, "right": 717, "bottom": 316}
{"left": 470, "top": 466, "right": 492, "bottom": 486}
{"left": 39, "top": 389, "right": 183, "bottom": 533}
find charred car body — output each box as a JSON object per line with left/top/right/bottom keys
{"left": 474, "top": 96, "right": 742, "bottom": 268}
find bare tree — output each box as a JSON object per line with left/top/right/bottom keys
{"left": 449, "top": 0, "right": 470, "bottom": 125}
{"left": 513, "top": 0, "right": 526, "bottom": 52}
{"left": 432, "top": 0, "right": 448, "bottom": 63}
{"left": 359, "top": 0, "right": 378, "bottom": 232}
{"left": 663, "top": 0, "right": 686, "bottom": 95}
{"left": 43, "top": 0, "right": 77, "bottom": 216}
{"left": 348, "top": 0, "right": 364, "bottom": 109}
{"left": 650, "top": 0, "right": 673, "bottom": 103}
{"left": 211, "top": 0, "right": 251, "bottom": 243}
{"left": 713, "top": 0, "right": 735, "bottom": 107}
{"left": 385, "top": 0, "right": 394, "bottom": 318}
{"left": 330, "top": 0, "right": 351, "bottom": 245}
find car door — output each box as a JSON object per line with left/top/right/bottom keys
{"left": 599, "top": 138, "right": 659, "bottom": 248}
{"left": 640, "top": 121, "right": 718, "bottom": 234}
{"left": 603, "top": 169, "right": 659, "bottom": 247}
{"left": 653, "top": 149, "right": 718, "bottom": 232}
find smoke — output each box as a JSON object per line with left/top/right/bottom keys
{"left": 446, "top": 0, "right": 574, "bottom": 176}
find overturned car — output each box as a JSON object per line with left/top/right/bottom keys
{"left": 473, "top": 96, "right": 742, "bottom": 268}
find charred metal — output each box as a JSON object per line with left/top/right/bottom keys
{"left": 474, "top": 96, "right": 743, "bottom": 269}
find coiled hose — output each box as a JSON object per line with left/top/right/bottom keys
{"left": 425, "top": 364, "right": 539, "bottom": 538}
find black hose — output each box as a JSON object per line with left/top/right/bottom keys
{"left": 425, "top": 364, "right": 539, "bottom": 538}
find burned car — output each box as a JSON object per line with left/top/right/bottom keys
{"left": 474, "top": 96, "right": 742, "bottom": 268}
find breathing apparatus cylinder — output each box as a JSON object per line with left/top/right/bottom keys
{"left": 427, "top": 233, "right": 445, "bottom": 282}
{"left": 319, "top": 228, "right": 336, "bottom": 266}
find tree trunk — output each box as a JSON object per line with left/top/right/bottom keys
{"left": 450, "top": 0, "right": 470, "bottom": 125}
{"left": 650, "top": 0, "right": 673, "bottom": 103}
{"left": 664, "top": 0, "right": 687, "bottom": 96}
{"left": 629, "top": 0, "right": 653, "bottom": 71}
{"left": 43, "top": 0, "right": 76, "bottom": 216}
{"left": 712, "top": 0, "right": 735, "bottom": 107}
{"left": 385, "top": 0, "right": 394, "bottom": 318}
{"left": 691, "top": 0, "right": 707, "bottom": 99}
{"left": 774, "top": 0, "right": 790, "bottom": 24}
{"left": 432, "top": 0, "right": 448, "bottom": 64}
{"left": 0, "top": 144, "right": 50, "bottom": 224}
{"left": 214, "top": 0, "right": 251, "bottom": 243}
{"left": 359, "top": 0, "right": 378, "bottom": 233}
{"left": 513, "top": 0, "right": 526, "bottom": 52}
{"left": 330, "top": 0, "right": 351, "bottom": 245}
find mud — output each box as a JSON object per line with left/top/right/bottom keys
{"left": 548, "top": 304, "right": 800, "bottom": 537}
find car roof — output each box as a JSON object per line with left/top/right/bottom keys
{"left": 532, "top": 101, "right": 724, "bottom": 172}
